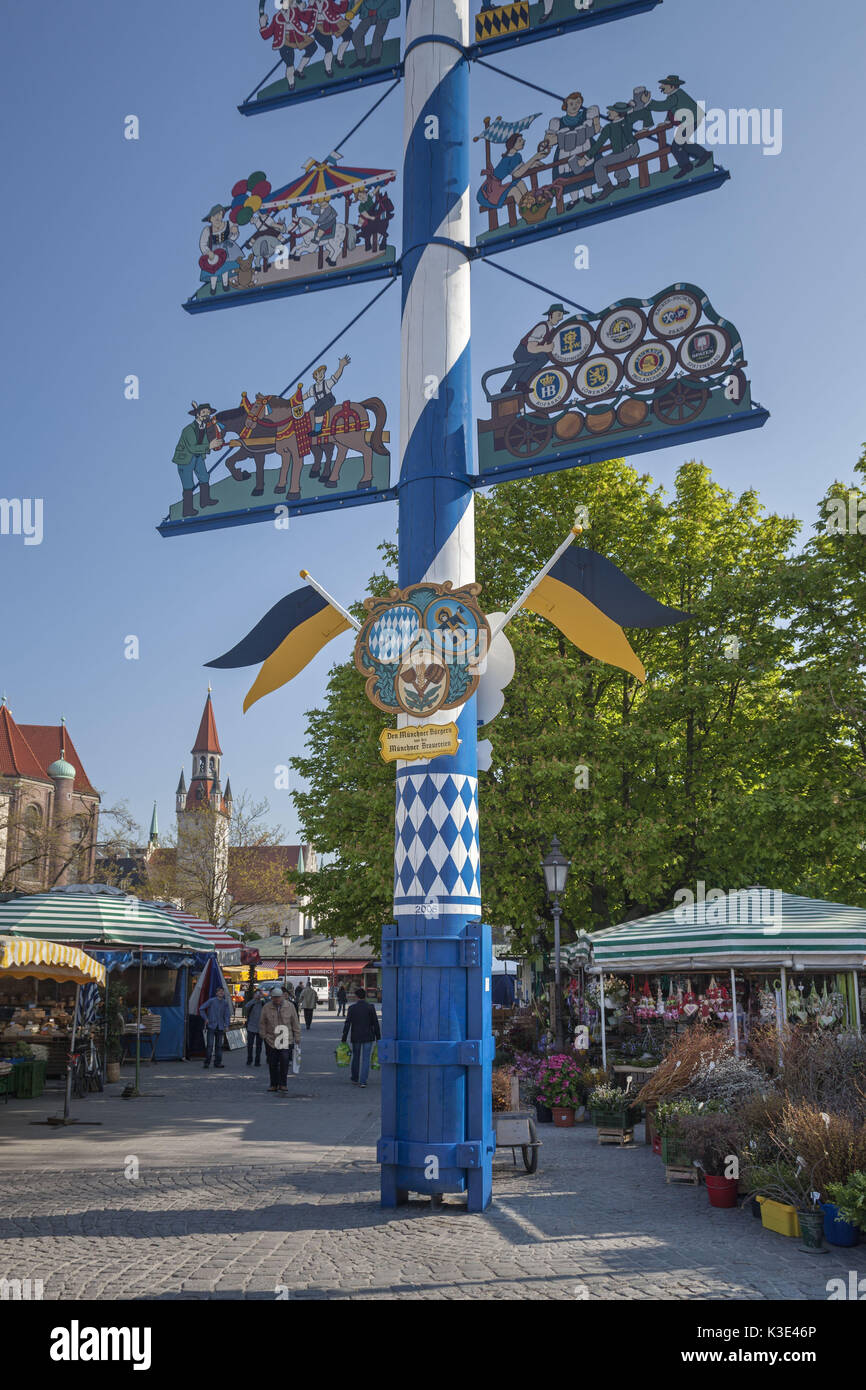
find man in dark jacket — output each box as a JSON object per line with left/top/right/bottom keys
{"left": 336, "top": 984, "right": 348, "bottom": 1018}
{"left": 244, "top": 988, "right": 266, "bottom": 1067}
{"left": 341, "top": 987, "right": 381, "bottom": 1087}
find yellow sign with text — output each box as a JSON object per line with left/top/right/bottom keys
{"left": 379, "top": 723, "right": 460, "bottom": 764}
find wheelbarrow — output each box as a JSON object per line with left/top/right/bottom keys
{"left": 493, "top": 1108, "right": 541, "bottom": 1174}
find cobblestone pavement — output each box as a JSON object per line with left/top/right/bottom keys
{"left": 2, "top": 1016, "right": 864, "bottom": 1300}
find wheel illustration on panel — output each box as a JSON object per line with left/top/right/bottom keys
{"left": 653, "top": 379, "right": 709, "bottom": 425}
{"left": 504, "top": 415, "right": 553, "bottom": 457}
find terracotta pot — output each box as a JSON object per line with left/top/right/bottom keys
{"left": 552, "top": 1106, "right": 575, "bottom": 1128}
{"left": 705, "top": 1175, "right": 739, "bottom": 1208}
{"left": 106, "top": 1061, "right": 121, "bottom": 1083}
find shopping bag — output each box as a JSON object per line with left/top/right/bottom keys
{"left": 292, "top": 1045, "right": 301, "bottom": 1074}
{"left": 370, "top": 1042, "right": 380, "bottom": 1071}
{"left": 335, "top": 1041, "right": 351, "bottom": 1067}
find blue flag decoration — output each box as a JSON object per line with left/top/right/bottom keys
{"left": 206, "top": 584, "right": 352, "bottom": 711}
{"left": 523, "top": 547, "right": 690, "bottom": 682}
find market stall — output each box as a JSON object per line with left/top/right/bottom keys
{"left": 0, "top": 887, "right": 217, "bottom": 1073}
{"left": 0, "top": 935, "right": 106, "bottom": 1112}
{"left": 586, "top": 887, "right": 866, "bottom": 1068}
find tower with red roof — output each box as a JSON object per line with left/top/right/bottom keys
{"left": 176, "top": 690, "right": 231, "bottom": 905}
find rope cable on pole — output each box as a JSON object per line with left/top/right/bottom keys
{"left": 480, "top": 257, "right": 592, "bottom": 315}
{"left": 471, "top": 56, "right": 564, "bottom": 103}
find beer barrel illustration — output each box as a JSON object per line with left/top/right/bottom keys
{"left": 617, "top": 398, "right": 649, "bottom": 428}
{"left": 584, "top": 406, "right": 615, "bottom": 434}
{"left": 554, "top": 411, "right": 584, "bottom": 441}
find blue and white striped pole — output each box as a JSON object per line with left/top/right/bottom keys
{"left": 377, "top": 0, "right": 494, "bottom": 1212}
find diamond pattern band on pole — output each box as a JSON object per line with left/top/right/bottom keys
{"left": 377, "top": 0, "right": 494, "bottom": 1212}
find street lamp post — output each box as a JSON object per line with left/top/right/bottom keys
{"left": 541, "top": 836, "right": 571, "bottom": 1052}
{"left": 329, "top": 936, "right": 337, "bottom": 1012}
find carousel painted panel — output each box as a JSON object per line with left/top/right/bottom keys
{"left": 241, "top": 2, "right": 403, "bottom": 115}
{"left": 473, "top": 77, "right": 728, "bottom": 254}
{"left": 470, "top": 0, "right": 661, "bottom": 56}
{"left": 186, "top": 157, "right": 397, "bottom": 313}
{"left": 475, "top": 284, "right": 769, "bottom": 485}
{"left": 159, "top": 372, "right": 393, "bottom": 536}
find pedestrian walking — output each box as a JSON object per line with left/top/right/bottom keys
{"left": 259, "top": 988, "right": 301, "bottom": 1094}
{"left": 200, "top": 986, "right": 232, "bottom": 1069}
{"left": 244, "top": 987, "right": 267, "bottom": 1067}
{"left": 300, "top": 980, "right": 318, "bottom": 1030}
{"left": 341, "top": 987, "right": 381, "bottom": 1087}
{"left": 336, "top": 984, "right": 348, "bottom": 1018}
{"left": 294, "top": 981, "right": 304, "bottom": 1013}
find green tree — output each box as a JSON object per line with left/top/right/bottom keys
{"left": 290, "top": 457, "right": 810, "bottom": 950}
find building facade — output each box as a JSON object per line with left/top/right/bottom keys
{"left": 0, "top": 700, "right": 99, "bottom": 890}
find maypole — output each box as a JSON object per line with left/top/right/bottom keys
{"left": 378, "top": 0, "right": 494, "bottom": 1211}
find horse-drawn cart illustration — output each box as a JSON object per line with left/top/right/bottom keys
{"left": 476, "top": 284, "right": 766, "bottom": 483}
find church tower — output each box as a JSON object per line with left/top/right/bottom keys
{"left": 176, "top": 690, "right": 230, "bottom": 914}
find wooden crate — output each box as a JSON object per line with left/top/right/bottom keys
{"left": 665, "top": 1163, "right": 699, "bottom": 1185}
{"left": 598, "top": 1125, "right": 635, "bottom": 1146}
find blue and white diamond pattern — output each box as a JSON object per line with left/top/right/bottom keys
{"left": 368, "top": 605, "right": 420, "bottom": 664}
{"left": 393, "top": 772, "right": 480, "bottom": 914}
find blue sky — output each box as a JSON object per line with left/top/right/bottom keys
{"left": 2, "top": 0, "right": 864, "bottom": 847}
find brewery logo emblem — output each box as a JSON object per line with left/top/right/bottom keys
{"left": 649, "top": 291, "right": 702, "bottom": 338}
{"left": 679, "top": 326, "right": 731, "bottom": 373}
{"left": 625, "top": 341, "right": 674, "bottom": 386}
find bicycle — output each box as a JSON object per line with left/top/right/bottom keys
{"left": 69, "top": 1031, "right": 104, "bottom": 1099}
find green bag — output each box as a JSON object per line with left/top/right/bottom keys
{"left": 370, "top": 1042, "right": 380, "bottom": 1070}
{"left": 335, "top": 1041, "right": 351, "bottom": 1067}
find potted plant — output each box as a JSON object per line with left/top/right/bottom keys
{"left": 745, "top": 1159, "right": 825, "bottom": 1250}
{"left": 507, "top": 1052, "right": 550, "bottom": 1121}
{"left": 824, "top": 1172, "right": 866, "bottom": 1247}
{"left": 675, "top": 1113, "right": 744, "bottom": 1208}
{"left": 588, "top": 1082, "right": 641, "bottom": 1130}
{"left": 537, "top": 1054, "right": 584, "bottom": 1127}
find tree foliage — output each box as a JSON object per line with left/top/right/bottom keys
{"left": 289, "top": 453, "right": 866, "bottom": 952}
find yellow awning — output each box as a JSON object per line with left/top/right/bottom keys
{"left": 223, "top": 965, "right": 279, "bottom": 981}
{"left": 0, "top": 934, "right": 106, "bottom": 987}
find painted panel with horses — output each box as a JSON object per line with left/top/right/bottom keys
{"left": 474, "top": 75, "right": 726, "bottom": 251}
{"left": 163, "top": 355, "right": 390, "bottom": 531}
{"left": 189, "top": 156, "right": 396, "bottom": 309}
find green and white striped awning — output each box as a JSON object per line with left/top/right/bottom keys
{"left": 0, "top": 886, "right": 214, "bottom": 951}
{"left": 588, "top": 888, "right": 866, "bottom": 972}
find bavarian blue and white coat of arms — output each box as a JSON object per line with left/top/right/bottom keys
{"left": 354, "top": 582, "right": 491, "bottom": 716}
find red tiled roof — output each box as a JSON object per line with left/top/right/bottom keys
{"left": 192, "top": 694, "right": 222, "bottom": 755}
{"left": 0, "top": 706, "right": 49, "bottom": 782}
{"left": 18, "top": 724, "right": 98, "bottom": 798}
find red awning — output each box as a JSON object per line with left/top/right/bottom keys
{"left": 276, "top": 961, "right": 368, "bottom": 975}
